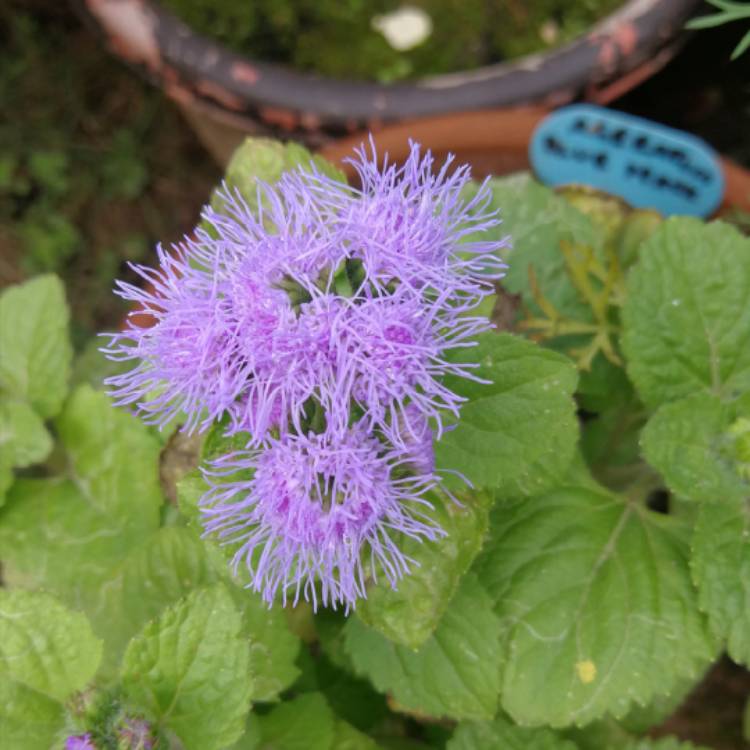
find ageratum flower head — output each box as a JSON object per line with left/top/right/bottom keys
{"left": 201, "top": 424, "right": 444, "bottom": 610}
{"left": 104, "top": 140, "right": 507, "bottom": 609}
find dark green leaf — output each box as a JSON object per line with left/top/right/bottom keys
{"left": 476, "top": 485, "right": 716, "bottom": 726}
{"left": 621, "top": 219, "right": 750, "bottom": 409}
{"left": 435, "top": 332, "right": 578, "bottom": 496}
{"left": 345, "top": 574, "right": 502, "bottom": 721}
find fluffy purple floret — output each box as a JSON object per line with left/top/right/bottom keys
{"left": 332, "top": 287, "right": 491, "bottom": 443}
{"left": 65, "top": 735, "right": 96, "bottom": 750}
{"left": 200, "top": 425, "right": 445, "bottom": 610}
{"left": 281, "top": 138, "right": 507, "bottom": 305}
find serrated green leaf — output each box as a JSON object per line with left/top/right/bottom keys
{"left": 481, "top": 175, "right": 602, "bottom": 320}
{"left": 0, "top": 275, "right": 72, "bottom": 418}
{"left": 256, "top": 692, "right": 335, "bottom": 750}
{"left": 691, "top": 495, "right": 750, "bottom": 665}
{"left": 122, "top": 585, "right": 252, "bottom": 750}
{"left": 345, "top": 573, "right": 502, "bottom": 721}
{"left": 0, "top": 399, "right": 52, "bottom": 468}
{"left": 0, "top": 680, "right": 66, "bottom": 750}
{"left": 0, "top": 588, "right": 101, "bottom": 702}
{"left": 448, "top": 716, "right": 578, "bottom": 750}
{"left": 56, "top": 384, "right": 162, "bottom": 525}
{"left": 0, "top": 386, "right": 163, "bottom": 648}
{"left": 98, "top": 526, "right": 219, "bottom": 673}
{"left": 435, "top": 333, "right": 578, "bottom": 496}
{"left": 621, "top": 218, "right": 750, "bottom": 409}
{"left": 642, "top": 392, "right": 750, "bottom": 503}
{"left": 356, "top": 489, "right": 491, "bottom": 648}
{"left": 476, "top": 486, "right": 715, "bottom": 727}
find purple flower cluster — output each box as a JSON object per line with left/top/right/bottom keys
{"left": 104, "top": 141, "right": 506, "bottom": 609}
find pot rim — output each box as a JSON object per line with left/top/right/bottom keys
{"left": 75, "top": 0, "right": 702, "bottom": 135}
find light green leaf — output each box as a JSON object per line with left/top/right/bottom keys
{"left": 0, "top": 588, "right": 101, "bottom": 702}
{"left": 122, "top": 585, "right": 252, "bottom": 750}
{"left": 214, "top": 137, "right": 346, "bottom": 215}
{"left": 476, "top": 486, "right": 716, "bottom": 727}
{"left": 0, "top": 275, "right": 72, "bottom": 418}
{"left": 642, "top": 392, "right": 750, "bottom": 503}
{"left": 331, "top": 720, "right": 381, "bottom": 750}
{"left": 691, "top": 495, "right": 750, "bottom": 666}
{"left": 621, "top": 218, "right": 750, "bottom": 409}
{"left": 0, "top": 386, "right": 162, "bottom": 640}
{"left": 0, "top": 681, "right": 66, "bottom": 750}
{"left": 256, "top": 692, "right": 335, "bottom": 750}
{"left": 356, "top": 489, "right": 491, "bottom": 648}
{"left": 345, "top": 574, "right": 502, "bottom": 721}
{"left": 0, "top": 399, "right": 52, "bottom": 468}
{"left": 56, "top": 384, "right": 162, "bottom": 526}
{"left": 481, "top": 175, "right": 602, "bottom": 319}
{"left": 98, "top": 526, "right": 219, "bottom": 673}
{"left": 0, "top": 478, "right": 144, "bottom": 619}
{"left": 448, "top": 716, "right": 578, "bottom": 750}
{"left": 435, "top": 333, "right": 578, "bottom": 496}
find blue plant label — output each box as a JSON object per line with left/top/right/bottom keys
{"left": 530, "top": 104, "right": 724, "bottom": 217}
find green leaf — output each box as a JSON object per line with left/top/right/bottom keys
{"left": 356, "top": 489, "right": 491, "bottom": 648}
{"left": 448, "top": 716, "right": 578, "bottom": 750}
{"left": 621, "top": 218, "right": 750, "bottom": 409}
{"left": 177, "top": 474, "right": 302, "bottom": 701}
{"left": 121, "top": 585, "right": 252, "bottom": 750}
{"left": 0, "top": 588, "right": 101, "bottom": 702}
{"left": 625, "top": 740, "right": 712, "bottom": 750}
{"left": 0, "top": 478, "right": 146, "bottom": 620}
{"left": 56, "top": 384, "right": 162, "bottom": 526}
{"left": 0, "top": 388, "right": 162, "bottom": 629}
{"left": 435, "top": 332, "right": 578, "bottom": 496}
{"left": 235, "top": 589, "right": 301, "bottom": 702}
{"left": 691, "top": 495, "right": 750, "bottom": 665}
{"left": 214, "top": 137, "right": 346, "bottom": 215}
{"left": 476, "top": 486, "right": 716, "bottom": 727}
{"left": 331, "top": 720, "right": 382, "bottom": 750}
{"left": 481, "top": 175, "right": 602, "bottom": 319}
{"left": 0, "top": 399, "right": 52, "bottom": 468}
{"left": 0, "top": 275, "right": 72, "bottom": 418}
{"left": 98, "top": 526, "right": 219, "bottom": 673}
{"left": 256, "top": 693, "right": 335, "bottom": 750}
{"left": 0, "top": 462, "right": 12, "bottom": 508}
{"left": 0, "top": 681, "right": 66, "bottom": 750}
{"left": 642, "top": 392, "right": 750, "bottom": 503}
{"left": 345, "top": 574, "right": 502, "bottom": 721}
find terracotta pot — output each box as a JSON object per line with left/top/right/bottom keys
{"left": 73, "top": 0, "right": 702, "bottom": 165}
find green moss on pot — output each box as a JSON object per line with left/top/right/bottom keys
{"left": 161, "top": 0, "right": 624, "bottom": 81}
